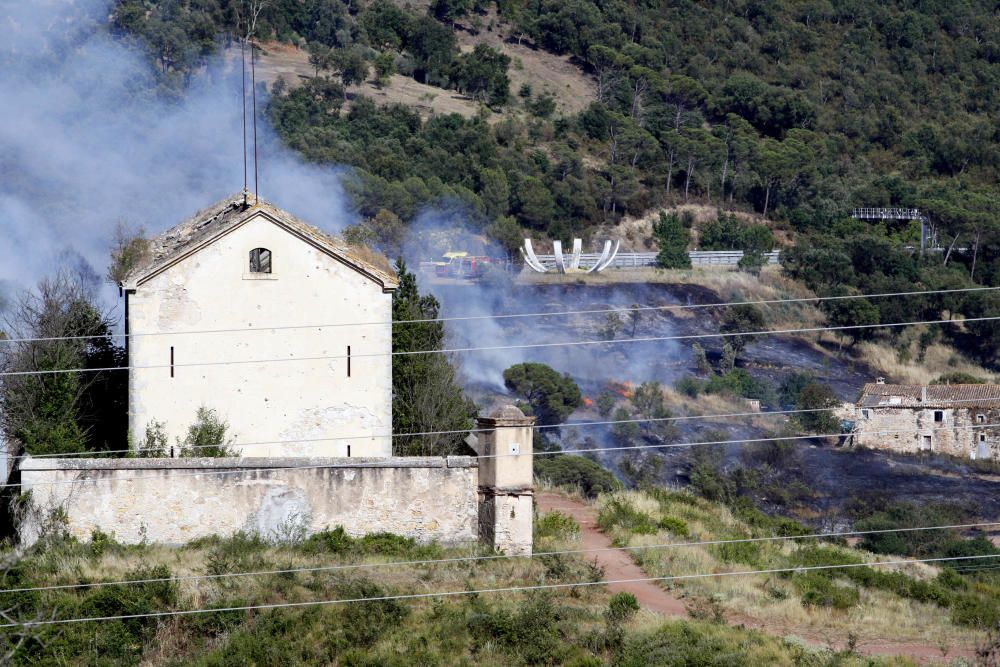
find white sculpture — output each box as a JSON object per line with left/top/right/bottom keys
{"left": 520, "top": 238, "right": 621, "bottom": 273}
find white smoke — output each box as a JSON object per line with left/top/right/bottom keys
{"left": 0, "top": 0, "right": 353, "bottom": 297}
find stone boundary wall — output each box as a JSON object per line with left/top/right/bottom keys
{"left": 18, "top": 456, "right": 479, "bottom": 546}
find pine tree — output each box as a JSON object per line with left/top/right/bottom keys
{"left": 653, "top": 212, "right": 691, "bottom": 269}
{"left": 391, "top": 260, "right": 477, "bottom": 456}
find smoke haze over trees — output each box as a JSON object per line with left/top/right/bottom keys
{"left": 0, "top": 0, "right": 359, "bottom": 297}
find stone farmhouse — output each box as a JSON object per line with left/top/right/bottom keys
{"left": 852, "top": 382, "right": 1000, "bottom": 460}
{"left": 120, "top": 193, "right": 398, "bottom": 458}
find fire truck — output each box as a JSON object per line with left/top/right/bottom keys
{"left": 423, "top": 252, "right": 500, "bottom": 279}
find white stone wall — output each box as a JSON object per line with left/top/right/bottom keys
{"left": 19, "top": 457, "right": 478, "bottom": 545}
{"left": 127, "top": 214, "right": 393, "bottom": 457}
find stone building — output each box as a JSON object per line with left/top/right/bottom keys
{"left": 121, "top": 193, "right": 397, "bottom": 458}
{"left": 852, "top": 383, "right": 1000, "bottom": 460}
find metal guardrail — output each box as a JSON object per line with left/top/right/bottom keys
{"left": 532, "top": 250, "right": 780, "bottom": 269}
{"left": 851, "top": 208, "right": 925, "bottom": 221}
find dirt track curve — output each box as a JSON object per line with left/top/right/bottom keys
{"left": 536, "top": 493, "right": 979, "bottom": 665}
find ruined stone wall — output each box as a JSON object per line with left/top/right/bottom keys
{"left": 19, "top": 457, "right": 478, "bottom": 546}
{"left": 127, "top": 214, "right": 393, "bottom": 458}
{"left": 854, "top": 407, "right": 1000, "bottom": 460}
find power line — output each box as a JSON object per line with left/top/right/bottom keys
{"left": 4, "top": 314, "right": 1000, "bottom": 378}
{"left": 2, "top": 553, "right": 996, "bottom": 628}
{"left": 27, "top": 405, "right": 835, "bottom": 459}
{"left": 2, "top": 284, "right": 996, "bottom": 346}
{"left": 3, "top": 520, "right": 996, "bottom": 595}
{"left": 22, "top": 393, "right": 1000, "bottom": 462}
{"left": 10, "top": 420, "right": 1000, "bottom": 490}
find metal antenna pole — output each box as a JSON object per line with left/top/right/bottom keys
{"left": 241, "top": 36, "right": 248, "bottom": 199}
{"left": 251, "top": 38, "right": 259, "bottom": 200}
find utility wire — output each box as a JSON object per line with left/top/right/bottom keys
{"left": 1, "top": 285, "right": 996, "bottom": 346}
{"left": 3, "top": 314, "right": 1000, "bottom": 378}
{"left": 2, "top": 554, "right": 997, "bottom": 628}
{"left": 2, "top": 520, "right": 997, "bottom": 595}
{"left": 10, "top": 420, "right": 1000, "bottom": 490}
{"left": 22, "top": 393, "right": 1000, "bottom": 461}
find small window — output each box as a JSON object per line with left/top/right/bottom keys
{"left": 249, "top": 248, "right": 272, "bottom": 273}
{"left": 977, "top": 414, "right": 986, "bottom": 424}
{"left": 980, "top": 434, "right": 987, "bottom": 443}
{"left": 921, "top": 435, "right": 932, "bottom": 450}
{"left": 862, "top": 409, "right": 871, "bottom": 419}
{"left": 933, "top": 410, "right": 944, "bottom": 423}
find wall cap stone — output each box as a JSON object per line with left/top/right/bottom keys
{"left": 19, "top": 456, "right": 478, "bottom": 472}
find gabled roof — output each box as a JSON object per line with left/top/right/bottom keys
{"left": 858, "top": 383, "right": 1000, "bottom": 408}
{"left": 121, "top": 193, "right": 397, "bottom": 292}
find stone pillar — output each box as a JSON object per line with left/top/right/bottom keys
{"left": 476, "top": 405, "right": 534, "bottom": 556}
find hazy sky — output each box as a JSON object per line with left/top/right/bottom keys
{"left": 0, "top": 0, "right": 354, "bottom": 299}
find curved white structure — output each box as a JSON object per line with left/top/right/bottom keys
{"left": 520, "top": 239, "right": 549, "bottom": 273}
{"left": 521, "top": 238, "right": 621, "bottom": 273}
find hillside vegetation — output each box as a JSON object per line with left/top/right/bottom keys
{"left": 595, "top": 488, "right": 1000, "bottom": 653}
{"left": 0, "top": 515, "right": 929, "bottom": 665}
{"left": 112, "top": 0, "right": 1000, "bottom": 370}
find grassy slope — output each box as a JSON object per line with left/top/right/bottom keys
{"left": 593, "top": 488, "right": 999, "bottom": 654}
{"left": 0, "top": 522, "right": 919, "bottom": 666}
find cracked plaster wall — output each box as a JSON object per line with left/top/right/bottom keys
{"left": 19, "top": 457, "right": 478, "bottom": 545}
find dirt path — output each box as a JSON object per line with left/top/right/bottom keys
{"left": 538, "top": 493, "right": 687, "bottom": 616}
{"left": 536, "top": 492, "right": 977, "bottom": 665}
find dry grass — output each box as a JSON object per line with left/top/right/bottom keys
{"left": 594, "top": 490, "right": 986, "bottom": 651}
{"left": 852, "top": 336, "right": 996, "bottom": 385}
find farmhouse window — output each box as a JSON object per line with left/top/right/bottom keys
{"left": 980, "top": 434, "right": 987, "bottom": 443}
{"left": 921, "top": 435, "right": 932, "bottom": 450}
{"left": 249, "top": 247, "right": 272, "bottom": 273}
{"left": 933, "top": 410, "right": 944, "bottom": 422}
{"left": 977, "top": 414, "right": 986, "bottom": 424}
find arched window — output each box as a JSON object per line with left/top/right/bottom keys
{"left": 249, "top": 248, "right": 272, "bottom": 273}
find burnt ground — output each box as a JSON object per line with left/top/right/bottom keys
{"left": 431, "top": 281, "right": 1000, "bottom": 526}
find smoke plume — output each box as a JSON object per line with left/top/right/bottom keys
{"left": 0, "top": 0, "right": 352, "bottom": 298}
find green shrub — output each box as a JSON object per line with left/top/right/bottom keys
{"left": 711, "top": 539, "right": 763, "bottom": 567}
{"left": 657, "top": 516, "right": 690, "bottom": 537}
{"left": 794, "top": 572, "right": 860, "bottom": 609}
{"left": 950, "top": 593, "right": 1000, "bottom": 628}
{"left": 301, "top": 526, "right": 442, "bottom": 559}
{"left": 535, "top": 510, "right": 580, "bottom": 541}
{"left": 605, "top": 592, "right": 640, "bottom": 624}
{"left": 598, "top": 497, "right": 659, "bottom": 535}
{"left": 179, "top": 406, "right": 236, "bottom": 457}
{"left": 674, "top": 375, "right": 705, "bottom": 398}
{"left": 337, "top": 578, "right": 409, "bottom": 647}
{"left": 468, "top": 593, "right": 566, "bottom": 665}
{"left": 534, "top": 455, "right": 621, "bottom": 498}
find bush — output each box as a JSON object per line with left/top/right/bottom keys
{"left": 658, "top": 516, "right": 690, "bottom": 537}
{"left": 468, "top": 593, "right": 565, "bottom": 665}
{"left": 179, "top": 406, "right": 235, "bottom": 457}
{"left": 301, "top": 526, "right": 442, "bottom": 559}
{"left": 675, "top": 375, "right": 705, "bottom": 398}
{"left": 950, "top": 593, "right": 1000, "bottom": 628}
{"left": 598, "top": 497, "right": 659, "bottom": 535}
{"left": 534, "top": 455, "right": 621, "bottom": 498}
{"left": 338, "top": 578, "right": 409, "bottom": 647}
{"left": 605, "top": 592, "right": 640, "bottom": 624}
{"left": 794, "top": 572, "right": 860, "bottom": 609}
{"left": 535, "top": 510, "right": 580, "bottom": 540}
